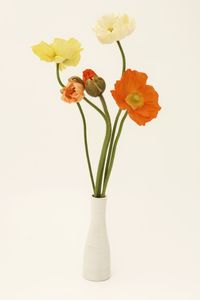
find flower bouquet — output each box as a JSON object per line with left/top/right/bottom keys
{"left": 32, "top": 13, "right": 161, "bottom": 281}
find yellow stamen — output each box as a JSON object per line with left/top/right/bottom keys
{"left": 107, "top": 27, "right": 114, "bottom": 32}
{"left": 125, "top": 92, "right": 144, "bottom": 110}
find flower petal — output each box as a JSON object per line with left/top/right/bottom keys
{"left": 111, "top": 69, "right": 160, "bottom": 125}
{"left": 32, "top": 41, "right": 55, "bottom": 62}
{"left": 52, "top": 38, "right": 82, "bottom": 69}
{"left": 94, "top": 13, "right": 135, "bottom": 44}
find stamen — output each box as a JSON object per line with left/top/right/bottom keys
{"left": 125, "top": 93, "right": 144, "bottom": 110}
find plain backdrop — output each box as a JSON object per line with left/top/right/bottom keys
{"left": 0, "top": 0, "right": 200, "bottom": 299}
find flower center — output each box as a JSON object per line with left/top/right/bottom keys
{"left": 64, "top": 84, "right": 76, "bottom": 98}
{"left": 107, "top": 27, "right": 114, "bottom": 32}
{"left": 125, "top": 92, "right": 144, "bottom": 110}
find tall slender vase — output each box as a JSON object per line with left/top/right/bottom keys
{"left": 83, "top": 196, "right": 111, "bottom": 281}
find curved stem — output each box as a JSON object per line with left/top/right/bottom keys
{"left": 84, "top": 97, "right": 106, "bottom": 120}
{"left": 77, "top": 103, "right": 95, "bottom": 192}
{"left": 103, "top": 109, "right": 121, "bottom": 183}
{"left": 55, "top": 64, "right": 95, "bottom": 193}
{"left": 56, "top": 64, "right": 65, "bottom": 87}
{"left": 100, "top": 95, "right": 111, "bottom": 124}
{"left": 102, "top": 111, "right": 128, "bottom": 196}
{"left": 94, "top": 95, "right": 112, "bottom": 197}
{"left": 117, "top": 41, "right": 126, "bottom": 74}
{"left": 101, "top": 41, "right": 127, "bottom": 195}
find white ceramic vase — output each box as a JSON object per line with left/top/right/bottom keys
{"left": 83, "top": 196, "right": 111, "bottom": 281}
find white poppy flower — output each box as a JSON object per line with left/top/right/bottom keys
{"left": 93, "top": 13, "right": 135, "bottom": 44}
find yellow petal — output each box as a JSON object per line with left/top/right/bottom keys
{"left": 52, "top": 38, "right": 82, "bottom": 70}
{"left": 32, "top": 41, "right": 55, "bottom": 62}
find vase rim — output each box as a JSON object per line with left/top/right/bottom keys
{"left": 91, "top": 195, "right": 107, "bottom": 200}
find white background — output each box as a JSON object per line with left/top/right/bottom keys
{"left": 0, "top": 0, "right": 200, "bottom": 299}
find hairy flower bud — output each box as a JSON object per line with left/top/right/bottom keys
{"left": 83, "top": 69, "right": 106, "bottom": 97}
{"left": 68, "top": 76, "right": 84, "bottom": 85}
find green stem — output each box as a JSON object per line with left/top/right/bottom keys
{"left": 84, "top": 97, "right": 106, "bottom": 120}
{"left": 103, "top": 109, "right": 121, "bottom": 184}
{"left": 94, "top": 95, "right": 112, "bottom": 197}
{"left": 56, "top": 64, "right": 65, "bottom": 87}
{"left": 102, "top": 111, "right": 128, "bottom": 196}
{"left": 99, "top": 94, "right": 111, "bottom": 123}
{"left": 117, "top": 41, "right": 126, "bottom": 74}
{"left": 56, "top": 64, "right": 95, "bottom": 193}
{"left": 101, "top": 41, "right": 127, "bottom": 195}
{"left": 76, "top": 103, "right": 95, "bottom": 192}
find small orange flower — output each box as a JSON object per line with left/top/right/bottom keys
{"left": 111, "top": 69, "right": 161, "bottom": 125}
{"left": 61, "top": 80, "right": 84, "bottom": 103}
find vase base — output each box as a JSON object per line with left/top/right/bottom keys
{"left": 83, "top": 269, "right": 111, "bottom": 282}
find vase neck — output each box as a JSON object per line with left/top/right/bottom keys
{"left": 90, "top": 196, "right": 107, "bottom": 224}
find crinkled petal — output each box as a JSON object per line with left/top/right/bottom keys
{"left": 111, "top": 69, "right": 160, "bottom": 125}
{"left": 32, "top": 41, "right": 55, "bottom": 62}
{"left": 94, "top": 14, "right": 135, "bottom": 44}
{"left": 52, "top": 38, "right": 82, "bottom": 68}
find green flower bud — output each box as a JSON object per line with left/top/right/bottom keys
{"left": 85, "top": 76, "right": 106, "bottom": 97}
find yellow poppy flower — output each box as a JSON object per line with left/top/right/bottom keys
{"left": 32, "top": 38, "right": 82, "bottom": 70}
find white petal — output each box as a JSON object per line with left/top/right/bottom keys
{"left": 93, "top": 13, "right": 136, "bottom": 44}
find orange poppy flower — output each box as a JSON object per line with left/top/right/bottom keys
{"left": 61, "top": 80, "right": 84, "bottom": 103}
{"left": 111, "top": 69, "right": 161, "bottom": 125}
